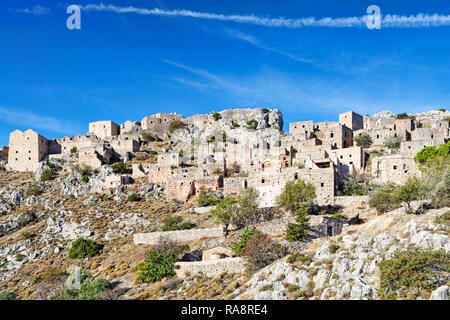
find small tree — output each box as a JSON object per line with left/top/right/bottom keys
{"left": 369, "top": 184, "right": 400, "bottom": 214}
{"left": 285, "top": 203, "right": 310, "bottom": 242}
{"left": 355, "top": 133, "right": 372, "bottom": 148}
{"left": 210, "top": 197, "right": 236, "bottom": 235}
{"left": 396, "top": 178, "right": 420, "bottom": 213}
{"left": 197, "top": 187, "right": 218, "bottom": 207}
{"left": 431, "top": 169, "right": 450, "bottom": 208}
{"left": 70, "top": 147, "right": 77, "bottom": 154}
{"left": 384, "top": 136, "right": 402, "bottom": 150}
{"left": 277, "top": 180, "right": 315, "bottom": 242}
{"left": 414, "top": 146, "right": 438, "bottom": 165}
{"left": 277, "top": 180, "right": 316, "bottom": 212}
{"left": 135, "top": 249, "right": 178, "bottom": 283}
{"left": 233, "top": 187, "right": 260, "bottom": 228}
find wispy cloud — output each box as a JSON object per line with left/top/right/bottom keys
{"left": 161, "top": 60, "right": 449, "bottom": 118}
{"left": 82, "top": 4, "right": 450, "bottom": 28}
{"left": 224, "top": 29, "right": 313, "bottom": 64}
{"left": 0, "top": 107, "right": 83, "bottom": 136}
{"left": 15, "top": 5, "right": 50, "bottom": 15}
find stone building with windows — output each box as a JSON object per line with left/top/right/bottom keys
{"left": 7, "top": 129, "right": 49, "bottom": 172}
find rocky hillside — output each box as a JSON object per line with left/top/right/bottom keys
{"left": 234, "top": 203, "right": 449, "bottom": 300}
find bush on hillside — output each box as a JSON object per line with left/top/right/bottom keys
{"left": 198, "top": 188, "right": 219, "bottom": 207}
{"left": 243, "top": 232, "right": 286, "bottom": 271}
{"left": 369, "top": 184, "right": 401, "bottom": 214}
{"left": 135, "top": 249, "right": 179, "bottom": 283}
{"left": 169, "top": 120, "right": 186, "bottom": 134}
{"left": 378, "top": 249, "right": 449, "bottom": 299}
{"left": 69, "top": 238, "right": 103, "bottom": 259}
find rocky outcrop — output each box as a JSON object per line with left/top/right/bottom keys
{"left": 234, "top": 207, "right": 449, "bottom": 300}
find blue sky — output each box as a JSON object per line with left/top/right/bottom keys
{"left": 0, "top": 0, "right": 449, "bottom": 145}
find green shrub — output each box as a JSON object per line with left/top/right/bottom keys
{"left": 355, "top": 133, "right": 372, "bottom": 148}
{"left": 127, "top": 193, "right": 141, "bottom": 202}
{"left": 285, "top": 219, "right": 309, "bottom": 242}
{"left": 24, "top": 186, "right": 43, "bottom": 198}
{"left": 141, "top": 132, "right": 156, "bottom": 141}
{"left": 246, "top": 120, "right": 258, "bottom": 130}
{"left": 74, "top": 164, "right": 92, "bottom": 177}
{"left": 40, "top": 169, "right": 56, "bottom": 181}
{"left": 414, "top": 146, "right": 438, "bottom": 164}
{"left": 395, "top": 177, "right": 420, "bottom": 213}
{"left": 161, "top": 216, "right": 195, "bottom": 231}
{"left": 341, "top": 177, "right": 368, "bottom": 196}
{"left": 277, "top": 180, "right": 316, "bottom": 212}
{"left": 70, "top": 147, "right": 77, "bottom": 154}
{"left": 136, "top": 250, "right": 179, "bottom": 283}
{"left": 434, "top": 211, "right": 450, "bottom": 225}
{"left": 81, "top": 175, "right": 89, "bottom": 183}
{"left": 69, "top": 238, "right": 103, "bottom": 259}
{"left": 0, "top": 290, "right": 17, "bottom": 300}
{"left": 212, "top": 168, "right": 222, "bottom": 175}
{"left": 384, "top": 136, "right": 402, "bottom": 150}
{"left": 329, "top": 243, "right": 340, "bottom": 253}
{"left": 210, "top": 196, "right": 236, "bottom": 234}
{"left": 369, "top": 184, "right": 400, "bottom": 214}
{"left": 232, "top": 226, "right": 260, "bottom": 256}
{"left": 111, "top": 162, "right": 127, "bottom": 174}
{"left": 169, "top": 120, "right": 186, "bottom": 134}
{"left": 395, "top": 113, "right": 415, "bottom": 120}
{"left": 437, "top": 108, "right": 446, "bottom": 112}
{"left": 232, "top": 187, "right": 260, "bottom": 229}
{"left": 58, "top": 269, "right": 110, "bottom": 300}
{"left": 431, "top": 169, "right": 450, "bottom": 208}
{"left": 287, "top": 252, "right": 313, "bottom": 264}
{"left": 331, "top": 213, "right": 348, "bottom": 220}
{"left": 211, "top": 112, "right": 221, "bottom": 121}
{"left": 378, "top": 249, "right": 449, "bottom": 299}
{"left": 15, "top": 253, "right": 26, "bottom": 262}
{"left": 197, "top": 187, "right": 219, "bottom": 207}
{"left": 230, "top": 121, "right": 240, "bottom": 129}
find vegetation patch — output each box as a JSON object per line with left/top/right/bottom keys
{"left": 355, "top": 133, "right": 372, "bottom": 148}
{"left": 160, "top": 216, "right": 196, "bottom": 231}
{"left": 169, "top": 120, "right": 186, "bottom": 134}
{"left": 69, "top": 238, "right": 103, "bottom": 259}
{"left": 24, "top": 186, "right": 43, "bottom": 198}
{"left": 0, "top": 290, "right": 17, "bottom": 300}
{"left": 378, "top": 249, "right": 449, "bottom": 299}
{"left": 136, "top": 249, "right": 179, "bottom": 283}
{"left": 55, "top": 269, "right": 110, "bottom": 300}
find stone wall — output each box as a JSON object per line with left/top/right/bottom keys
{"left": 175, "top": 258, "right": 247, "bottom": 278}
{"left": 371, "top": 154, "right": 421, "bottom": 184}
{"left": 133, "top": 227, "right": 223, "bottom": 245}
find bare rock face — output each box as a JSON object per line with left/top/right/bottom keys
{"left": 372, "top": 110, "right": 395, "bottom": 118}
{"left": 413, "top": 110, "right": 450, "bottom": 121}
{"left": 430, "top": 286, "right": 449, "bottom": 300}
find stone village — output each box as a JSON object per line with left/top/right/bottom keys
{"left": 1, "top": 108, "right": 449, "bottom": 279}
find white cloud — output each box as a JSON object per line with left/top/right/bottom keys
{"left": 82, "top": 3, "right": 450, "bottom": 28}
{"left": 16, "top": 5, "right": 50, "bottom": 15}
{"left": 0, "top": 107, "right": 83, "bottom": 136}
{"left": 224, "top": 29, "right": 314, "bottom": 64}
{"left": 161, "top": 60, "right": 449, "bottom": 117}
